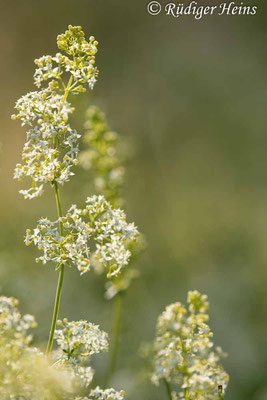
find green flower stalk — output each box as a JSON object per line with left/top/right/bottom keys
{"left": 218, "top": 385, "right": 224, "bottom": 400}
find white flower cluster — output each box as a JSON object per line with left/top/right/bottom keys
{"left": 104, "top": 235, "right": 146, "bottom": 299}
{"left": 55, "top": 319, "right": 109, "bottom": 359}
{"left": 0, "top": 341, "right": 70, "bottom": 400}
{"left": 79, "top": 106, "right": 125, "bottom": 207}
{"left": 0, "top": 296, "right": 36, "bottom": 346}
{"left": 12, "top": 26, "right": 98, "bottom": 199}
{"left": 54, "top": 318, "right": 108, "bottom": 388}
{"left": 56, "top": 27, "right": 98, "bottom": 89}
{"left": 34, "top": 36, "right": 98, "bottom": 90}
{"left": 0, "top": 296, "right": 72, "bottom": 400}
{"left": 13, "top": 91, "right": 79, "bottom": 199}
{"left": 25, "top": 195, "right": 139, "bottom": 277}
{"left": 76, "top": 386, "right": 125, "bottom": 400}
{"left": 33, "top": 55, "right": 61, "bottom": 88}
{"left": 150, "top": 291, "right": 229, "bottom": 400}
{"left": 0, "top": 295, "right": 126, "bottom": 399}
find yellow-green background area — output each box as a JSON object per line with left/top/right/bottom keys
{"left": 0, "top": 1, "right": 267, "bottom": 399}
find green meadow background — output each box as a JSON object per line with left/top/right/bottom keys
{"left": 0, "top": 1, "right": 267, "bottom": 399}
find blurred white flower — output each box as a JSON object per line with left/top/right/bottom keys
{"left": 77, "top": 386, "right": 125, "bottom": 400}
{"left": 150, "top": 291, "right": 229, "bottom": 400}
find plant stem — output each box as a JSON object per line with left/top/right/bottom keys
{"left": 46, "top": 265, "right": 65, "bottom": 354}
{"left": 218, "top": 385, "right": 224, "bottom": 400}
{"left": 62, "top": 75, "right": 73, "bottom": 102}
{"left": 163, "top": 379, "right": 172, "bottom": 400}
{"left": 104, "top": 292, "right": 123, "bottom": 386}
{"left": 54, "top": 180, "right": 64, "bottom": 236}
{"left": 184, "top": 388, "right": 190, "bottom": 400}
{"left": 46, "top": 181, "right": 65, "bottom": 355}
{"left": 46, "top": 76, "right": 73, "bottom": 355}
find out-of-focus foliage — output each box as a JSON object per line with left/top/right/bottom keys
{"left": 79, "top": 106, "right": 125, "bottom": 208}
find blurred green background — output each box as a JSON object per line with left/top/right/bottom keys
{"left": 0, "top": 0, "right": 267, "bottom": 398}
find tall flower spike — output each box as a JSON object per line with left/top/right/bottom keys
{"left": 150, "top": 291, "right": 229, "bottom": 400}
{"left": 12, "top": 26, "right": 99, "bottom": 199}
{"left": 79, "top": 106, "right": 125, "bottom": 208}
{"left": 25, "top": 195, "right": 139, "bottom": 277}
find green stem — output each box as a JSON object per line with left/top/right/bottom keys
{"left": 184, "top": 388, "right": 190, "bottom": 400}
{"left": 46, "top": 265, "right": 65, "bottom": 354}
{"left": 104, "top": 292, "right": 123, "bottom": 386}
{"left": 54, "top": 180, "right": 64, "bottom": 236}
{"left": 62, "top": 75, "right": 73, "bottom": 103}
{"left": 218, "top": 385, "right": 224, "bottom": 400}
{"left": 163, "top": 379, "right": 172, "bottom": 400}
{"left": 45, "top": 76, "right": 73, "bottom": 355}
{"left": 46, "top": 181, "right": 65, "bottom": 355}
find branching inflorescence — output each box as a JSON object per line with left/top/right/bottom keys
{"left": 25, "top": 195, "right": 138, "bottom": 277}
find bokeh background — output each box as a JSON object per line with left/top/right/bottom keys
{"left": 0, "top": 1, "right": 267, "bottom": 398}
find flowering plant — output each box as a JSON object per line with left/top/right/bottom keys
{"left": 8, "top": 25, "right": 136, "bottom": 398}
